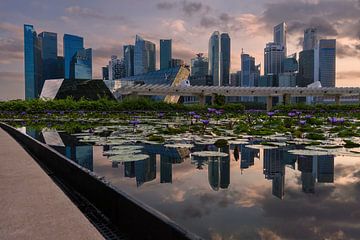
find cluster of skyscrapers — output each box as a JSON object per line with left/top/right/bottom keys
{"left": 24, "top": 22, "right": 336, "bottom": 103}
{"left": 24, "top": 24, "right": 92, "bottom": 99}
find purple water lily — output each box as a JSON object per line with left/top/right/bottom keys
{"left": 188, "top": 111, "right": 196, "bottom": 116}
{"left": 129, "top": 119, "right": 140, "bottom": 126}
{"left": 267, "top": 111, "right": 275, "bottom": 117}
{"left": 193, "top": 114, "right": 201, "bottom": 120}
{"left": 207, "top": 108, "right": 216, "bottom": 113}
{"left": 328, "top": 117, "right": 337, "bottom": 124}
{"left": 158, "top": 112, "right": 165, "bottom": 118}
{"left": 201, "top": 119, "right": 210, "bottom": 125}
{"left": 337, "top": 117, "right": 345, "bottom": 124}
{"left": 299, "top": 120, "right": 306, "bottom": 125}
{"left": 305, "top": 114, "right": 312, "bottom": 119}
{"left": 288, "top": 112, "right": 296, "bottom": 117}
{"left": 59, "top": 111, "right": 65, "bottom": 115}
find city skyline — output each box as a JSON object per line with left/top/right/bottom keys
{"left": 1, "top": 0, "right": 360, "bottom": 99}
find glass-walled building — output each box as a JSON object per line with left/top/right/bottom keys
{"left": 123, "top": 45, "right": 134, "bottom": 77}
{"left": 317, "top": 39, "right": 336, "bottom": 87}
{"left": 63, "top": 34, "right": 84, "bottom": 79}
{"left": 24, "top": 24, "right": 42, "bottom": 99}
{"left": 70, "top": 48, "right": 92, "bottom": 80}
{"left": 134, "top": 35, "right": 156, "bottom": 75}
{"left": 160, "top": 39, "right": 172, "bottom": 70}
{"left": 220, "top": 33, "right": 231, "bottom": 86}
{"left": 38, "top": 32, "right": 60, "bottom": 80}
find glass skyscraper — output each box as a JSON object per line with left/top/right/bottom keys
{"left": 70, "top": 48, "right": 92, "bottom": 80}
{"left": 191, "top": 53, "right": 208, "bottom": 77}
{"left": 160, "top": 39, "right": 172, "bottom": 70}
{"left": 317, "top": 39, "right": 336, "bottom": 87}
{"left": 208, "top": 31, "right": 231, "bottom": 86}
{"left": 303, "top": 28, "right": 318, "bottom": 51}
{"left": 123, "top": 45, "right": 134, "bottom": 77}
{"left": 297, "top": 50, "right": 315, "bottom": 87}
{"left": 63, "top": 34, "right": 84, "bottom": 79}
{"left": 273, "top": 22, "right": 287, "bottom": 56}
{"left": 38, "top": 32, "right": 59, "bottom": 80}
{"left": 24, "top": 24, "right": 42, "bottom": 99}
{"left": 134, "top": 35, "right": 156, "bottom": 75}
{"left": 264, "top": 42, "right": 284, "bottom": 75}
{"left": 241, "top": 52, "right": 260, "bottom": 101}
{"left": 220, "top": 33, "right": 231, "bottom": 86}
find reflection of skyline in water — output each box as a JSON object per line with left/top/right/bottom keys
{"left": 27, "top": 127, "right": 336, "bottom": 198}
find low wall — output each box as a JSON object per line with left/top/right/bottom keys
{"left": 0, "top": 123, "right": 201, "bottom": 240}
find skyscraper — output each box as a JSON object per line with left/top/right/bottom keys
{"left": 220, "top": 33, "right": 231, "bottom": 86}
{"left": 316, "top": 39, "right": 336, "bottom": 87}
{"left": 102, "top": 66, "right": 109, "bottom": 80}
{"left": 208, "top": 31, "right": 231, "bottom": 86}
{"left": 63, "top": 34, "right": 84, "bottom": 79}
{"left": 303, "top": 28, "right": 318, "bottom": 51}
{"left": 297, "top": 50, "right": 315, "bottom": 87}
{"left": 134, "top": 35, "right": 156, "bottom": 75}
{"left": 208, "top": 31, "right": 221, "bottom": 86}
{"left": 24, "top": 24, "right": 42, "bottom": 99}
{"left": 264, "top": 42, "right": 284, "bottom": 75}
{"left": 108, "top": 55, "right": 126, "bottom": 80}
{"left": 191, "top": 53, "right": 209, "bottom": 77}
{"left": 241, "top": 52, "right": 260, "bottom": 101}
{"left": 170, "top": 58, "right": 184, "bottom": 68}
{"left": 38, "top": 32, "right": 59, "bottom": 80}
{"left": 160, "top": 39, "right": 172, "bottom": 70}
{"left": 70, "top": 48, "right": 92, "bottom": 80}
{"left": 274, "top": 22, "right": 287, "bottom": 56}
{"left": 123, "top": 45, "right": 134, "bottom": 77}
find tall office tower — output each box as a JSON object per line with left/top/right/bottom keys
{"left": 208, "top": 31, "right": 221, "bottom": 86}
{"left": 123, "top": 45, "right": 134, "bottom": 77}
{"left": 316, "top": 39, "right": 336, "bottom": 87}
{"left": 160, "top": 39, "right": 172, "bottom": 70}
{"left": 63, "top": 34, "right": 84, "bottom": 79}
{"left": 208, "top": 31, "right": 231, "bottom": 86}
{"left": 220, "top": 33, "right": 231, "bottom": 86}
{"left": 70, "top": 48, "right": 92, "bottom": 80}
{"left": 273, "top": 22, "right": 287, "bottom": 56}
{"left": 134, "top": 35, "right": 156, "bottom": 75}
{"left": 241, "top": 52, "right": 260, "bottom": 101}
{"left": 191, "top": 53, "right": 209, "bottom": 77}
{"left": 170, "top": 58, "right": 184, "bottom": 68}
{"left": 297, "top": 50, "right": 315, "bottom": 87}
{"left": 279, "top": 54, "right": 298, "bottom": 89}
{"left": 24, "top": 24, "right": 42, "bottom": 99}
{"left": 108, "top": 55, "right": 126, "bottom": 80}
{"left": 38, "top": 32, "right": 60, "bottom": 80}
{"left": 303, "top": 28, "right": 318, "bottom": 51}
{"left": 264, "top": 42, "right": 285, "bottom": 75}
{"left": 102, "top": 66, "right": 109, "bottom": 80}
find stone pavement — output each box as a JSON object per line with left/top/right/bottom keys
{"left": 0, "top": 128, "right": 103, "bottom": 240}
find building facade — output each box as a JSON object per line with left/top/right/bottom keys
{"left": 220, "top": 33, "right": 231, "bottom": 86}
{"left": 108, "top": 55, "right": 126, "bottom": 80}
{"left": 317, "top": 39, "right": 336, "bottom": 87}
{"left": 102, "top": 66, "right": 109, "bottom": 80}
{"left": 123, "top": 45, "right": 134, "bottom": 77}
{"left": 63, "top": 34, "right": 84, "bottom": 79}
{"left": 70, "top": 48, "right": 92, "bottom": 80}
{"left": 303, "top": 28, "right": 318, "bottom": 51}
{"left": 264, "top": 42, "right": 284, "bottom": 75}
{"left": 160, "top": 39, "right": 172, "bottom": 70}
{"left": 297, "top": 50, "right": 315, "bottom": 87}
{"left": 191, "top": 53, "right": 208, "bottom": 77}
{"left": 134, "top": 35, "right": 156, "bottom": 75}
{"left": 24, "top": 24, "right": 42, "bottom": 99}
{"left": 38, "top": 32, "right": 62, "bottom": 80}
{"left": 273, "top": 22, "right": 287, "bottom": 56}
{"left": 241, "top": 52, "right": 260, "bottom": 101}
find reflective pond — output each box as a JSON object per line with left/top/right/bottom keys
{"left": 20, "top": 126, "right": 360, "bottom": 240}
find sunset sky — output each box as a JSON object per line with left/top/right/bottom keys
{"left": 1, "top": 0, "right": 360, "bottom": 100}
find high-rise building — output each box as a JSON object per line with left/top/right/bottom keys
{"left": 170, "top": 58, "right": 184, "bottom": 68}
{"left": 303, "top": 28, "right": 318, "bottom": 51}
{"left": 70, "top": 48, "right": 92, "bottom": 80}
{"left": 191, "top": 53, "right": 208, "bottom": 77}
{"left": 102, "top": 66, "right": 109, "bottom": 80}
{"left": 123, "top": 45, "right": 134, "bottom": 77}
{"left": 208, "top": 31, "right": 221, "bottom": 86}
{"left": 208, "top": 31, "right": 231, "bottom": 86}
{"left": 24, "top": 24, "right": 42, "bottom": 99}
{"left": 297, "top": 50, "right": 315, "bottom": 87}
{"left": 220, "top": 33, "right": 231, "bottom": 86}
{"left": 274, "top": 22, "right": 287, "bottom": 56}
{"left": 283, "top": 54, "right": 298, "bottom": 73}
{"left": 160, "top": 39, "right": 172, "bottom": 70}
{"left": 241, "top": 51, "right": 260, "bottom": 101}
{"left": 134, "top": 35, "right": 156, "bottom": 75}
{"left": 316, "top": 39, "right": 336, "bottom": 87}
{"left": 264, "top": 42, "right": 284, "bottom": 75}
{"left": 63, "top": 34, "right": 84, "bottom": 79}
{"left": 108, "top": 55, "right": 126, "bottom": 80}
{"left": 38, "top": 32, "right": 60, "bottom": 80}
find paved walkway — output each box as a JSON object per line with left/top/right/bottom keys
{"left": 0, "top": 128, "right": 103, "bottom": 240}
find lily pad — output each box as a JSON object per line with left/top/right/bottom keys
{"left": 246, "top": 144, "right": 278, "bottom": 150}
{"left": 103, "top": 149, "right": 143, "bottom": 156}
{"left": 191, "top": 151, "right": 229, "bottom": 157}
{"left": 164, "top": 143, "right": 194, "bottom": 149}
{"left": 109, "top": 154, "right": 150, "bottom": 162}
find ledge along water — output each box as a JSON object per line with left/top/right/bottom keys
{"left": 0, "top": 123, "right": 201, "bottom": 240}
{"left": 0, "top": 126, "right": 103, "bottom": 240}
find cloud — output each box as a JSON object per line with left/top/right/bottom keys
{"left": 337, "top": 71, "right": 360, "bottom": 80}
{"left": 65, "top": 6, "right": 125, "bottom": 21}
{"left": 156, "top": 2, "right": 176, "bottom": 10}
{"left": 337, "top": 42, "right": 360, "bottom": 59}
{"left": 0, "top": 38, "right": 23, "bottom": 64}
{"left": 182, "top": 1, "right": 203, "bottom": 17}
{"left": 0, "top": 72, "right": 24, "bottom": 100}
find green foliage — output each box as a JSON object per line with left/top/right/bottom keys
{"left": 214, "top": 139, "right": 229, "bottom": 148}
{"left": 344, "top": 140, "right": 360, "bottom": 148}
{"left": 213, "top": 94, "right": 226, "bottom": 106}
{"left": 274, "top": 103, "right": 360, "bottom": 112}
{"left": 147, "top": 135, "right": 165, "bottom": 143}
{"left": 306, "top": 132, "right": 326, "bottom": 140}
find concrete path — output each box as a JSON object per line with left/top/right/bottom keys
{"left": 0, "top": 128, "right": 104, "bottom": 240}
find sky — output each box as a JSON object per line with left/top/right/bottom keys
{"left": 0, "top": 0, "right": 360, "bottom": 100}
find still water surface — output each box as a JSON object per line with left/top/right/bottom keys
{"left": 22, "top": 127, "right": 360, "bottom": 240}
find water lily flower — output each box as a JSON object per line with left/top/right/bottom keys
{"left": 188, "top": 111, "right": 196, "bottom": 116}
{"left": 337, "top": 117, "right": 345, "bottom": 124}
{"left": 305, "top": 114, "right": 312, "bottom": 119}
{"left": 201, "top": 119, "right": 210, "bottom": 125}
{"left": 207, "top": 108, "right": 216, "bottom": 113}
{"left": 215, "top": 110, "right": 222, "bottom": 116}
{"left": 158, "top": 112, "right": 165, "bottom": 118}
{"left": 267, "top": 111, "right": 275, "bottom": 117}
{"left": 328, "top": 117, "right": 337, "bottom": 124}
{"left": 299, "top": 120, "right": 306, "bottom": 125}
{"left": 59, "top": 111, "right": 65, "bottom": 115}
{"left": 193, "top": 114, "right": 201, "bottom": 120}
{"left": 21, "top": 111, "right": 26, "bottom": 115}
{"left": 129, "top": 119, "right": 140, "bottom": 126}
{"left": 288, "top": 112, "right": 296, "bottom": 117}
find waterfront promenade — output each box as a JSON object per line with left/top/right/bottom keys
{"left": 0, "top": 128, "right": 103, "bottom": 240}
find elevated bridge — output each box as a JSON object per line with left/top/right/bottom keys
{"left": 115, "top": 84, "right": 360, "bottom": 110}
